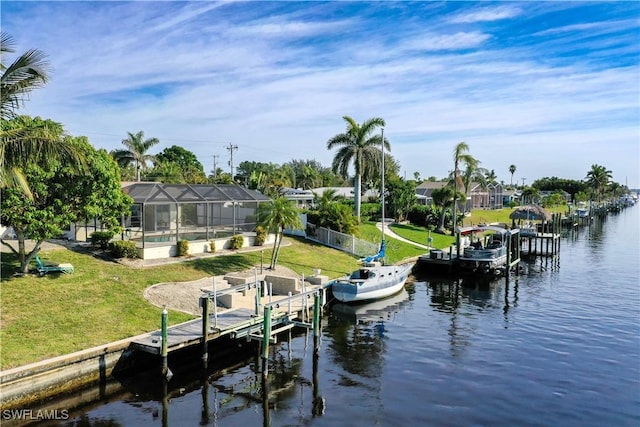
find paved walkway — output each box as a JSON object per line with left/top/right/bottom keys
{"left": 376, "top": 223, "right": 431, "bottom": 250}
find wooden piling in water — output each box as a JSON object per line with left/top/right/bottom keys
{"left": 201, "top": 296, "right": 209, "bottom": 366}
{"left": 261, "top": 305, "right": 272, "bottom": 375}
{"left": 161, "top": 308, "right": 169, "bottom": 378}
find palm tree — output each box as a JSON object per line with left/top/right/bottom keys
{"left": 509, "top": 164, "right": 517, "bottom": 187}
{"left": 112, "top": 131, "right": 160, "bottom": 181}
{"left": 327, "top": 116, "right": 387, "bottom": 221}
{"left": 1, "top": 32, "right": 50, "bottom": 119}
{"left": 257, "top": 197, "right": 303, "bottom": 269}
{"left": 484, "top": 169, "right": 497, "bottom": 185}
{"left": 451, "top": 142, "right": 476, "bottom": 229}
{"left": 585, "top": 164, "right": 612, "bottom": 202}
{"left": 432, "top": 186, "right": 457, "bottom": 233}
{"left": 1, "top": 34, "right": 85, "bottom": 197}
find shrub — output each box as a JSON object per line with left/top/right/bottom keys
{"left": 177, "top": 239, "right": 189, "bottom": 257}
{"left": 229, "top": 234, "right": 244, "bottom": 250}
{"left": 90, "top": 231, "right": 114, "bottom": 249}
{"left": 254, "top": 226, "right": 267, "bottom": 246}
{"left": 108, "top": 241, "right": 138, "bottom": 258}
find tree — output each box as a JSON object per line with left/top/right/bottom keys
{"left": 257, "top": 197, "right": 303, "bottom": 269}
{"left": 1, "top": 33, "right": 50, "bottom": 119}
{"left": 1, "top": 136, "right": 132, "bottom": 273}
{"left": 585, "top": 164, "right": 612, "bottom": 202}
{"left": 509, "top": 164, "right": 517, "bottom": 187}
{"left": 520, "top": 186, "right": 541, "bottom": 205}
{"left": 485, "top": 169, "right": 497, "bottom": 185}
{"left": 1, "top": 116, "right": 85, "bottom": 197}
{"left": 1, "top": 35, "right": 85, "bottom": 197}
{"left": 154, "top": 145, "right": 207, "bottom": 183}
{"left": 327, "top": 116, "right": 387, "bottom": 221}
{"left": 111, "top": 131, "right": 159, "bottom": 181}
{"left": 451, "top": 142, "right": 477, "bottom": 226}
{"left": 432, "top": 186, "right": 457, "bottom": 234}
{"left": 385, "top": 176, "right": 417, "bottom": 222}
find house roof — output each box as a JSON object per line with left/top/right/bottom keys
{"left": 415, "top": 181, "right": 448, "bottom": 197}
{"left": 122, "top": 182, "right": 271, "bottom": 204}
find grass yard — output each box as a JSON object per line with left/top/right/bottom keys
{"left": 359, "top": 222, "right": 426, "bottom": 263}
{"left": 0, "top": 238, "right": 370, "bottom": 369}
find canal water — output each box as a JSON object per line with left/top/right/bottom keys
{"left": 44, "top": 206, "right": 639, "bottom": 426}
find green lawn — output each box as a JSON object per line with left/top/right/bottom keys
{"left": 359, "top": 222, "right": 426, "bottom": 263}
{"left": 388, "top": 223, "right": 456, "bottom": 248}
{"left": 0, "top": 236, "right": 411, "bottom": 369}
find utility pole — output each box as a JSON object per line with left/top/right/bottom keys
{"left": 227, "top": 143, "right": 238, "bottom": 179}
{"left": 521, "top": 177, "right": 526, "bottom": 187}
{"left": 212, "top": 155, "right": 220, "bottom": 178}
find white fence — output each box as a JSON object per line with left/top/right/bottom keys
{"left": 300, "top": 221, "right": 379, "bottom": 258}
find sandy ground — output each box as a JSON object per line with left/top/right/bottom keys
{"left": 143, "top": 264, "right": 303, "bottom": 315}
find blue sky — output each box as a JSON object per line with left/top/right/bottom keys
{"left": 3, "top": 1, "right": 639, "bottom": 187}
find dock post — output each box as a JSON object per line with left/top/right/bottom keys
{"left": 161, "top": 307, "right": 171, "bottom": 379}
{"left": 255, "top": 269, "right": 261, "bottom": 316}
{"left": 313, "top": 292, "right": 321, "bottom": 352}
{"left": 213, "top": 277, "right": 218, "bottom": 328}
{"left": 262, "top": 305, "right": 272, "bottom": 375}
{"left": 201, "top": 296, "right": 209, "bottom": 366}
{"left": 506, "top": 233, "right": 511, "bottom": 276}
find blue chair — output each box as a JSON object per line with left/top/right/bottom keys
{"left": 34, "top": 255, "right": 74, "bottom": 276}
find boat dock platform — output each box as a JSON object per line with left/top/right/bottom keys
{"left": 132, "top": 278, "right": 326, "bottom": 376}
{"left": 415, "top": 226, "right": 523, "bottom": 277}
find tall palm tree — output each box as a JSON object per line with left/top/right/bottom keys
{"left": 509, "top": 164, "right": 517, "bottom": 187}
{"left": 1, "top": 32, "right": 50, "bottom": 119}
{"left": 112, "top": 131, "right": 160, "bottom": 181}
{"left": 451, "top": 142, "right": 476, "bottom": 229}
{"left": 257, "top": 197, "right": 303, "bottom": 269}
{"left": 327, "top": 116, "right": 387, "bottom": 221}
{"left": 585, "top": 164, "right": 612, "bottom": 202}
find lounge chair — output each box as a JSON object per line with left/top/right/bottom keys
{"left": 34, "top": 255, "right": 74, "bottom": 276}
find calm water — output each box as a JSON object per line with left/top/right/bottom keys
{"left": 45, "top": 207, "right": 640, "bottom": 426}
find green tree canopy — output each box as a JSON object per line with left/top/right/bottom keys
{"left": 153, "top": 145, "right": 207, "bottom": 183}
{"left": 1, "top": 135, "right": 132, "bottom": 272}
{"left": 585, "top": 164, "right": 612, "bottom": 202}
{"left": 111, "top": 130, "right": 160, "bottom": 181}
{"left": 385, "top": 176, "right": 417, "bottom": 222}
{"left": 327, "top": 116, "right": 387, "bottom": 221}
{"left": 257, "top": 197, "right": 302, "bottom": 269}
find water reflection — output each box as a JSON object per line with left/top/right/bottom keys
{"left": 326, "top": 289, "right": 410, "bottom": 382}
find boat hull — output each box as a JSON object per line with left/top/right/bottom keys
{"left": 330, "top": 264, "right": 411, "bottom": 303}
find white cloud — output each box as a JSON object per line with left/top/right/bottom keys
{"left": 4, "top": 1, "right": 639, "bottom": 188}
{"left": 448, "top": 6, "right": 522, "bottom": 24}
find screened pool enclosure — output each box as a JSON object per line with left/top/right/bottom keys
{"left": 120, "top": 183, "right": 271, "bottom": 257}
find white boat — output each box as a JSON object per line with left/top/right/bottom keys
{"left": 330, "top": 128, "right": 412, "bottom": 303}
{"left": 330, "top": 260, "right": 412, "bottom": 303}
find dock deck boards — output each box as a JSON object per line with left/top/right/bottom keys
{"left": 131, "top": 308, "right": 261, "bottom": 354}
{"left": 131, "top": 300, "right": 313, "bottom": 355}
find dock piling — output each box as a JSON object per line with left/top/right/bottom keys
{"left": 262, "top": 305, "right": 272, "bottom": 375}
{"left": 161, "top": 307, "right": 172, "bottom": 379}
{"left": 201, "top": 296, "right": 209, "bottom": 366}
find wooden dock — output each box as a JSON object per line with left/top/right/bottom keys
{"left": 132, "top": 308, "right": 276, "bottom": 355}
{"left": 131, "top": 279, "right": 326, "bottom": 376}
